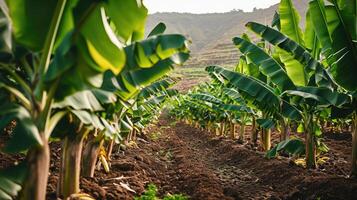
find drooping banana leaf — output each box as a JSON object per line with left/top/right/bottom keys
{"left": 283, "top": 86, "right": 351, "bottom": 107}
{"left": 206, "top": 65, "right": 302, "bottom": 120}
{"left": 266, "top": 138, "right": 305, "bottom": 158}
{"left": 0, "top": 104, "right": 42, "bottom": 153}
{"left": 233, "top": 37, "right": 296, "bottom": 92}
{"left": 101, "top": 34, "right": 189, "bottom": 101}
{"left": 190, "top": 93, "right": 223, "bottom": 105}
{"left": 105, "top": 0, "right": 148, "bottom": 43}
{"left": 207, "top": 65, "right": 280, "bottom": 110}
{"left": 325, "top": 2, "right": 357, "bottom": 91}
{"left": 53, "top": 90, "right": 111, "bottom": 111}
{"left": 137, "top": 77, "right": 176, "bottom": 99}
{"left": 222, "top": 88, "right": 246, "bottom": 105}
{"left": 0, "top": 162, "right": 27, "bottom": 200}
{"left": 246, "top": 22, "right": 334, "bottom": 89}
{"left": 80, "top": 6, "right": 126, "bottom": 74}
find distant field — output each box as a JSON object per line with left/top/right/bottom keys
{"left": 170, "top": 64, "right": 235, "bottom": 91}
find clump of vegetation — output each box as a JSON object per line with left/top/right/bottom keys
{"left": 0, "top": 0, "right": 189, "bottom": 199}
{"left": 170, "top": 0, "right": 356, "bottom": 175}
{"left": 135, "top": 184, "right": 188, "bottom": 200}
{"left": 150, "top": 131, "right": 162, "bottom": 141}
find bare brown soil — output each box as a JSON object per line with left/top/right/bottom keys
{"left": 1, "top": 116, "right": 357, "bottom": 200}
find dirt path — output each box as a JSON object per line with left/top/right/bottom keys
{"left": 149, "top": 118, "right": 324, "bottom": 200}
{"left": 8, "top": 115, "right": 355, "bottom": 199}
{"left": 76, "top": 116, "right": 356, "bottom": 200}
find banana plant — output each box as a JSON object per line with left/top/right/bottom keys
{"left": 204, "top": 0, "right": 349, "bottom": 163}
{"left": 80, "top": 77, "right": 179, "bottom": 180}
{"left": 172, "top": 81, "right": 256, "bottom": 140}
{"left": 0, "top": 1, "right": 189, "bottom": 199}
{"left": 209, "top": 0, "right": 345, "bottom": 168}
{"left": 308, "top": 0, "right": 357, "bottom": 176}
{"left": 50, "top": 87, "right": 124, "bottom": 198}
{"left": 55, "top": 31, "right": 188, "bottom": 198}
{"left": 207, "top": 65, "right": 302, "bottom": 150}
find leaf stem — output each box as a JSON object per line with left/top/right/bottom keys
{"left": 35, "top": 0, "right": 68, "bottom": 100}
{"left": 0, "top": 64, "right": 32, "bottom": 95}
{"left": 38, "top": 0, "right": 68, "bottom": 75}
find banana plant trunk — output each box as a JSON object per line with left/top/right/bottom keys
{"left": 239, "top": 123, "right": 245, "bottom": 143}
{"left": 281, "top": 120, "right": 290, "bottom": 141}
{"left": 262, "top": 129, "right": 271, "bottom": 151}
{"left": 251, "top": 117, "right": 258, "bottom": 144}
{"left": 230, "top": 122, "right": 236, "bottom": 139}
{"left": 351, "top": 113, "right": 357, "bottom": 177}
{"left": 305, "top": 114, "right": 317, "bottom": 169}
{"left": 107, "top": 139, "right": 115, "bottom": 161}
{"left": 58, "top": 128, "right": 89, "bottom": 198}
{"left": 220, "top": 122, "right": 225, "bottom": 136}
{"left": 82, "top": 137, "right": 104, "bottom": 178}
{"left": 20, "top": 140, "right": 50, "bottom": 200}
{"left": 216, "top": 127, "right": 220, "bottom": 136}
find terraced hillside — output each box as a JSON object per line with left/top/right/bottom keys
{"left": 146, "top": 0, "right": 308, "bottom": 68}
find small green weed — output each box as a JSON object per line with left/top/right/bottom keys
{"left": 135, "top": 184, "right": 187, "bottom": 200}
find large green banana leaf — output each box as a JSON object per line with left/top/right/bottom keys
{"left": 279, "top": 0, "right": 305, "bottom": 45}
{"left": 105, "top": 0, "right": 147, "bottom": 43}
{"left": 309, "top": 0, "right": 357, "bottom": 91}
{"left": 53, "top": 90, "right": 116, "bottom": 111}
{"left": 0, "top": 163, "right": 27, "bottom": 200}
{"left": 222, "top": 88, "right": 246, "bottom": 105}
{"left": 304, "top": 9, "right": 321, "bottom": 59}
{"left": 6, "top": 0, "right": 147, "bottom": 51}
{"left": 278, "top": 0, "right": 308, "bottom": 86}
{"left": 266, "top": 138, "right": 305, "bottom": 158}
{"left": 309, "top": 0, "right": 335, "bottom": 58}
{"left": 80, "top": 6, "right": 126, "bottom": 74}
{"left": 6, "top": 0, "right": 62, "bottom": 51}
{"left": 284, "top": 86, "right": 351, "bottom": 107}
{"left": 246, "top": 22, "right": 334, "bottom": 88}
{"left": 236, "top": 56, "right": 267, "bottom": 82}
{"left": 0, "top": 104, "right": 42, "bottom": 153}
{"left": 207, "top": 65, "right": 279, "bottom": 109}
{"left": 101, "top": 34, "right": 189, "bottom": 101}
{"left": 233, "top": 37, "right": 296, "bottom": 92}
{"left": 206, "top": 65, "right": 302, "bottom": 120}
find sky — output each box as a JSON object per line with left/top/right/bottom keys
{"left": 144, "top": 0, "right": 280, "bottom": 14}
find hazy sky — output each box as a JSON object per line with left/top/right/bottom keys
{"left": 144, "top": 0, "right": 280, "bottom": 14}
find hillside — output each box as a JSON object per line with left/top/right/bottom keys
{"left": 146, "top": 0, "right": 308, "bottom": 67}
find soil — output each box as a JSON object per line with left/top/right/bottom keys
{"left": 1, "top": 116, "right": 357, "bottom": 200}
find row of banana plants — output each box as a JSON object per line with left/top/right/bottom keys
{"left": 172, "top": 0, "right": 356, "bottom": 176}
{"left": 0, "top": 0, "right": 189, "bottom": 199}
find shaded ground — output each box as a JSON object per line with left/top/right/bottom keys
{"left": 1, "top": 116, "right": 357, "bottom": 199}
